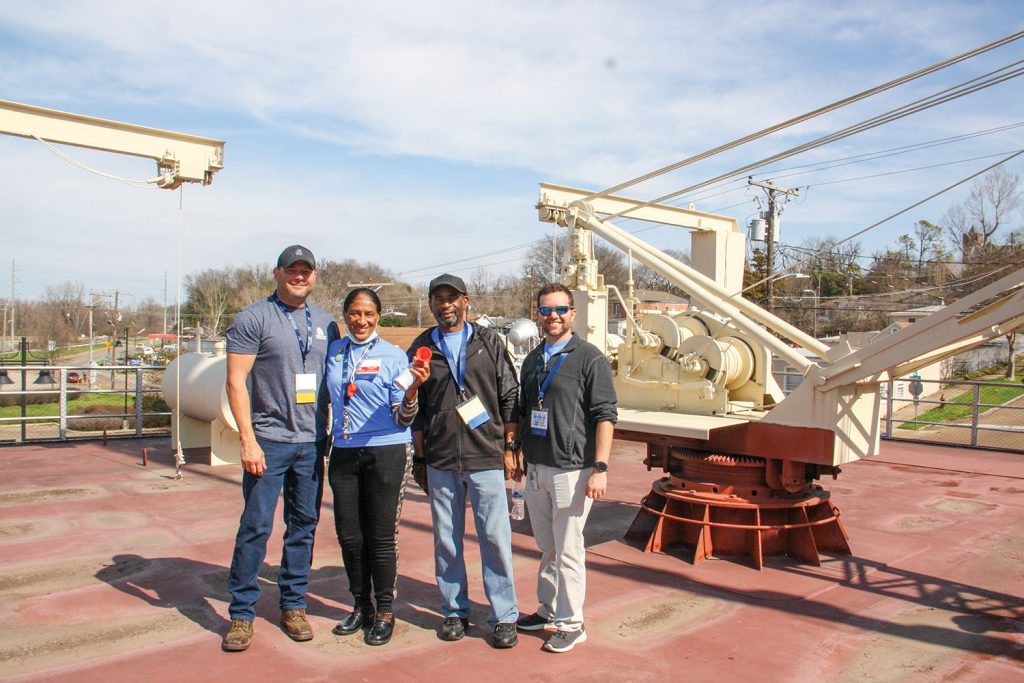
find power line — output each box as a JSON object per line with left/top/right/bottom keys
{"left": 583, "top": 30, "right": 1024, "bottom": 203}
{"left": 607, "top": 59, "right": 1024, "bottom": 220}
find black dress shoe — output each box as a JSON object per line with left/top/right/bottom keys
{"left": 440, "top": 615, "right": 468, "bottom": 641}
{"left": 333, "top": 609, "right": 373, "bottom": 636}
{"left": 365, "top": 612, "right": 395, "bottom": 646}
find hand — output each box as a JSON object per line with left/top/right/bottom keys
{"left": 585, "top": 471, "right": 606, "bottom": 499}
{"left": 503, "top": 449, "right": 523, "bottom": 482}
{"left": 408, "top": 362, "right": 430, "bottom": 389}
{"left": 240, "top": 439, "right": 266, "bottom": 477}
{"left": 412, "top": 461, "right": 429, "bottom": 494}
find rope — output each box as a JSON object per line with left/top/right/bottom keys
{"left": 174, "top": 186, "right": 186, "bottom": 479}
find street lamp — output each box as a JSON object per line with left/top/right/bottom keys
{"left": 803, "top": 289, "right": 820, "bottom": 338}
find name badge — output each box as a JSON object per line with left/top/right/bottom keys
{"left": 530, "top": 409, "right": 548, "bottom": 436}
{"left": 356, "top": 359, "right": 381, "bottom": 375}
{"left": 456, "top": 394, "right": 490, "bottom": 430}
{"left": 295, "top": 373, "right": 317, "bottom": 404}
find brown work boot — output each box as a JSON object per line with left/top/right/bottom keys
{"left": 222, "top": 619, "right": 253, "bottom": 652}
{"left": 281, "top": 609, "right": 314, "bottom": 641}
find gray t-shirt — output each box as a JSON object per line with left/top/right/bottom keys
{"left": 226, "top": 295, "right": 338, "bottom": 443}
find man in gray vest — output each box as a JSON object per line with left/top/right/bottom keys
{"left": 222, "top": 245, "right": 338, "bottom": 652}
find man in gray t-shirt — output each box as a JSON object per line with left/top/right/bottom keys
{"left": 221, "top": 245, "right": 338, "bottom": 653}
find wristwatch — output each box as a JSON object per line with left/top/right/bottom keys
{"left": 592, "top": 461, "right": 608, "bottom": 473}
{"left": 504, "top": 440, "right": 520, "bottom": 451}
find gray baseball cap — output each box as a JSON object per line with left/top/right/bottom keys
{"left": 429, "top": 273, "right": 467, "bottom": 296}
{"left": 277, "top": 245, "right": 316, "bottom": 269}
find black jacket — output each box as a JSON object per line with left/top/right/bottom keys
{"left": 519, "top": 335, "right": 617, "bottom": 470}
{"left": 409, "top": 324, "right": 520, "bottom": 472}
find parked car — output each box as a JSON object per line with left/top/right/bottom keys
{"left": 67, "top": 371, "right": 84, "bottom": 384}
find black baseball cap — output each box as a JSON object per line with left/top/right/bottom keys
{"left": 277, "top": 245, "right": 316, "bottom": 269}
{"left": 428, "top": 273, "right": 467, "bottom": 297}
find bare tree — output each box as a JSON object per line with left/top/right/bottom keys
{"left": 44, "top": 281, "right": 86, "bottom": 338}
{"left": 185, "top": 268, "right": 234, "bottom": 336}
{"left": 942, "top": 167, "right": 1022, "bottom": 262}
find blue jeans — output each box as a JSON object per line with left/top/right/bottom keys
{"left": 427, "top": 465, "right": 518, "bottom": 626}
{"left": 228, "top": 438, "right": 324, "bottom": 621}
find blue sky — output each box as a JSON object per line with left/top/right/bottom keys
{"left": 2, "top": 1, "right": 1022, "bottom": 303}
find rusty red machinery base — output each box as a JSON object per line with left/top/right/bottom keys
{"left": 623, "top": 440, "right": 852, "bottom": 569}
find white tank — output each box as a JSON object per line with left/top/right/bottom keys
{"left": 162, "top": 348, "right": 238, "bottom": 430}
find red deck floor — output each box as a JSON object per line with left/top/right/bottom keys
{"left": 1, "top": 438, "right": 1021, "bottom": 682}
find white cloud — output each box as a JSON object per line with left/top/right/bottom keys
{"left": 2, "top": 1, "right": 1023, "bottom": 300}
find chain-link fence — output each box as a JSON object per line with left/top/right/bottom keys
{"left": 0, "top": 365, "right": 169, "bottom": 444}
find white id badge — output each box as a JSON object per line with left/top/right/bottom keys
{"left": 456, "top": 394, "right": 490, "bottom": 430}
{"left": 295, "top": 373, "right": 317, "bottom": 404}
{"left": 530, "top": 409, "right": 548, "bottom": 436}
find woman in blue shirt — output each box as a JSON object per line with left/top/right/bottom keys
{"left": 326, "top": 288, "right": 428, "bottom": 646}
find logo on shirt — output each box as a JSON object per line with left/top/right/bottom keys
{"left": 315, "top": 326, "right": 327, "bottom": 340}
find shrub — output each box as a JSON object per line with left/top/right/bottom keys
{"left": 0, "top": 390, "right": 82, "bottom": 408}
{"left": 139, "top": 394, "right": 171, "bottom": 428}
{"left": 68, "top": 404, "right": 125, "bottom": 432}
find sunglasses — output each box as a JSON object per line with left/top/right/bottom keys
{"left": 538, "top": 305, "right": 574, "bottom": 316}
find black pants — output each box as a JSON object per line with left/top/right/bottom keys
{"left": 328, "top": 443, "right": 411, "bottom": 613}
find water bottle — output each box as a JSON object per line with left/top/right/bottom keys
{"left": 395, "top": 346, "right": 433, "bottom": 391}
{"left": 510, "top": 488, "right": 525, "bottom": 521}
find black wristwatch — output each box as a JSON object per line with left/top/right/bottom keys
{"left": 504, "top": 440, "right": 520, "bottom": 451}
{"left": 592, "top": 461, "right": 608, "bottom": 473}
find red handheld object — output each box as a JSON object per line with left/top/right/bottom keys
{"left": 413, "top": 346, "right": 432, "bottom": 366}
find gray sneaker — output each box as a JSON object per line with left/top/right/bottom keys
{"left": 543, "top": 627, "right": 587, "bottom": 653}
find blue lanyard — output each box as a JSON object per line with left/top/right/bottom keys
{"left": 537, "top": 352, "right": 567, "bottom": 407}
{"left": 272, "top": 293, "right": 313, "bottom": 370}
{"left": 342, "top": 338, "right": 378, "bottom": 404}
{"left": 433, "top": 324, "right": 470, "bottom": 397}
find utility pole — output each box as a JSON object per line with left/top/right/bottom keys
{"left": 86, "top": 291, "right": 112, "bottom": 389}
{"left": 9, "top": 259, "right": 16, "bottom": 354}
{"left": 748, "top": 179, "right": 799, "bottom": 312}
{"left": 163, "top": 271, "right": 168, "bottom": 335}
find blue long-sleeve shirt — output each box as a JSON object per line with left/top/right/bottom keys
{"left": 326, "top": 337, "right": 416, "bottom": 447}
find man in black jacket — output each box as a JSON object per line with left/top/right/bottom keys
{"left": 409, "top": 273, "right": 521, "bottom": 649}
{"left": 514, "top": 283, "right": 617, "bottom": 653}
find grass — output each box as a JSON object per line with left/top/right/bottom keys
{"left": 898, "top": 371, "right": 1024, "bottom": 431}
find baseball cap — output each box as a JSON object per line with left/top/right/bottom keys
{"left": 428, "top": 273, "right": 468, "bottom": 297}
{"left": 277, "top": 245, "right": 316, "bottom": 269}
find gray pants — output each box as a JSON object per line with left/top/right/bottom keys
{"left": 523, "top": 463, "right": 593, "bottom": 632}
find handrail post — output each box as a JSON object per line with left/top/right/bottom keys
{"left": 59, "top": 367, "right": 68, "bottom": 440}
{"left": 970, "top": 383, "right": 981, "bottom": 447}
{"left": 884, "top": 379, "right": 894, "bottom": 437}
{"left": 135, "top": 369, "right": 144, "bottom": 436}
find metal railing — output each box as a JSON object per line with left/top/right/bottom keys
{"left": 772, "top": 369, "right": 1024, "bottom": 453}
{"left": 0, "top": 365, "right": 170, "bottom": 444}
{"left": 2, "top": 364, "right": 1020, "bottom": 453}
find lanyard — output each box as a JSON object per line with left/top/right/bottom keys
{"left": 340, "top": 337, "right": 378, "bottom": 439}
{"left": 272, "top": 293, "right": 313, "bottom": 370}
{"left": 341, "top": 338, "right": 379, "bottom": 404}
{"left": 537, "top": 351, "right": 568, "bottom": 408}
{"left": 433, "top": 324, "right": 470, "bottom": 398}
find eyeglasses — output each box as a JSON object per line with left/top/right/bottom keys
{"left": 538, "top": 305, "right": 574, "bottom": 316}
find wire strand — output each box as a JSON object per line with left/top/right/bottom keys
{"left": 30, "top": 135, "right": 162, "bottom": 188}
{"left": 584, "top": 30, "right": 1024, "bottom": 203}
